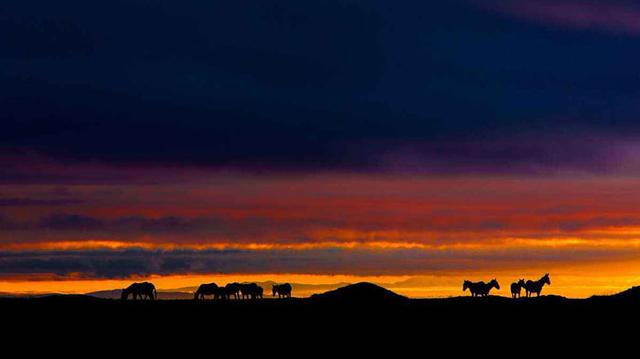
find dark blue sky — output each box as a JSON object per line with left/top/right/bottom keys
{"left": 2, "top": 0, "right": 640, "bottom": 173}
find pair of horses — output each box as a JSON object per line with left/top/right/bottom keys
{"left": 121, "top": 282, "right": 157, "bottom": 300}
{"left": 462, "top": 274, "right": 551, "bottom": 298}
{"left": 510, "top": 274, "right": 551, "bottom": 298}
{"left": 463, "top": 279, "right": 500, "bottom": 297}
{"left": 193, "top": 282, "right": 264, "bottom": 300}
{"left": 193, "top": 283, "right": 228, "bottom": 300}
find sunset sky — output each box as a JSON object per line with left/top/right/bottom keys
{"left": 3, "top": 0, "right": 640, "bottom": 298}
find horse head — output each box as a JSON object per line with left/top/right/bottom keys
{"left": 543, "top": 273, "right": 551, "bottom": 285}
{"left": 272, "top": 285, "right": 278, "bottom": 296}
{"left": 462, "top": 280, "right": 470, "bottom": 291}
{"left": 120, "top": 289, "right": 129, "bottom": 300}
{"left": 517, "top": 279, "right": 525, "bottom": 287}
{"left": 491, "top": 279, "right": 500, "bottom": 290}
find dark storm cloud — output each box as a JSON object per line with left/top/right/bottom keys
{"left": 1, "top": 246, "right": 637, "bottom": 279}
{"left": 2, "top": 0, "right": 640, "bottom": 173}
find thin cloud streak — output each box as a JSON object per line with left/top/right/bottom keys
{"left": 482, "top": 0, "right": 640, "bottom": 35}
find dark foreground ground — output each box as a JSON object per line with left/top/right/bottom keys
{"left": 2, "top": 283, "right": 637, "bottom": 352}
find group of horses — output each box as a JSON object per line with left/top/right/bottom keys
{"left": 194, "top": 282, "right": 293, "bottom": 300}
{"left": 194, "top": 282, "right": 264, "bottom": 300}
{"left": 463, "top": 273, "right": 551, "bottom": 298}
{"left": 120, "top": 281, "right": 293, "bottom": 300}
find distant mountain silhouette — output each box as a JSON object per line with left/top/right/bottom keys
{"left": 86, "top": 289, "right": 192, "bottom": 300}
{"left": 310, "top": 282, "right": 407, "bottom": 303}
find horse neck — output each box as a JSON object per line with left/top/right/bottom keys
{"left": 536, "top": 277, "right": 547, "bottom": 286}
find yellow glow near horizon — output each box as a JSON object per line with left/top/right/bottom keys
{"left": 7, "top": 235, "right": 640, "bottom": 252}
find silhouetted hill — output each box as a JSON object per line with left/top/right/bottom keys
{"left": 593, "top": 285, "right": 640, "bottom": 301}
{"left": 309, "top": 282, "right": 407, "bottom": 303}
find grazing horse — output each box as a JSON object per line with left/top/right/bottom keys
{"left": 194, "top": 283, "right": 219, "bottom": 300}
{"left": 212, "top": 286, "right": 229, "bottom": 300}
{"left": 463, "top": 279, "right": 500, "bottom": 297}
{"left": 239, "top": 283, "right": 263, "bottom": 299}
{"left": 524, "top": 273, "right": 551, "bottom": 297}
{"left": 510, "top": 279, "right": 525, "bottom": 298}
{"left": 121, "top": 282, "right": 157, "bottom": 300}
{"left": 225, "top": 282, "right": 242, "bottom": 300}
{"left": 272, "top": 283, "right": 292, "bottom": 298}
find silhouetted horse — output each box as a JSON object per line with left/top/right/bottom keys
{"left": 239, "top": 283, "right": 263, "bottom": 300}
{"left": 194, "top": 283, "right": 219, "bottom": 300}
{"left": 463, "top": 279, "right": 500, "bottom": 297}
{"left": 524, "top": 274, "right": 551, "bottom": 297}
{"left": 225, "top": 282, "right": 241, "bottom": 300}
{"left": 272, "top": 283, "right": 292, "bottom": 298}
{"left": 121, "top": 282, "right": 157, "bottom": 300}
{"left": 510, "top": 279, "right": 525, "bottom": 298}
{"left": 213, "top": 286, "right": 229, "bottom": 300}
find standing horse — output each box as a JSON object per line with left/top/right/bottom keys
{"left": 463, "top": 279, "right": 500, "bottom": 297}
{"left": 510, "top": 279, "right": 525, "bottom": 298}
{"left": 272, "top": 283, "right": 292, "bottom": 298}
{"left": 121, "top": 282, "right": 157, "bottom": 300}
{"left": 194, "top": 283, "right": 219, "bottom": 300}
{"left": 523, "top": 274, "right": 551, "bottom": 297}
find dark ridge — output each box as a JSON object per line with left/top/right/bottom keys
{"left": 593, "top": 285, "right": 640, "bottom": 301}
{"left": 309, "top": 282, "right": 407, "bottom": 303}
